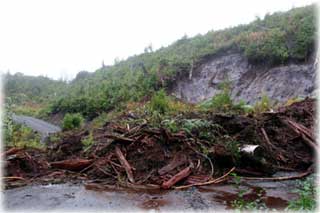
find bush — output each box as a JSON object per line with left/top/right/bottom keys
{"left": 81, "top": 132, "right": 95, "bottom": 151}
{"left": 200, "top": 81, "right": 234, "bottom": 113}
{"left": 239, "top": 29, "right": 289, "bottom": 64}
{"left": 149, "top": 89, "right": 170, "bottom": 114}
{"left": 286, "top": 177, "right": 316, "bottom": 211}
{"left": 62, "top": 113, "right": 84, "bottom": 130}
{"left": 253, "top": 95, "right": 272, "bottom": 114}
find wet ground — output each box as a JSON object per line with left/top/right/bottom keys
{"left": 4, "top": 173, "right": 313, "bottom": 212}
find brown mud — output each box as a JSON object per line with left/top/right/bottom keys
{"left": 3, "top": 98, "right": 316, "bottom": 191}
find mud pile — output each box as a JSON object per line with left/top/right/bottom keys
{"left": 3, "top": 98, "right": 316, "bottom": 189}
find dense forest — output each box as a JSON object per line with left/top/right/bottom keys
{"left": 4, "top": 4, "right": 316, "bottom": 120}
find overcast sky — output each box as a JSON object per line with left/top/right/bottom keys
{"left": 0, "top": 0, "right": 316, "bottom": 80}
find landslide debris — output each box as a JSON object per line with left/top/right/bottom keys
{"left": 3, "top": 98, "right": 316, "bottom": 189}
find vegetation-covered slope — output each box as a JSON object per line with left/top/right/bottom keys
{"left": 4, "top": 4, "right": 317, "bottom": 119}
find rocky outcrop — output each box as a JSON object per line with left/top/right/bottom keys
{"left": 171, "top": 52, "right": 316, "bottom": 104}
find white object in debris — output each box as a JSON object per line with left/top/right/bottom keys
{"left": 240, "top": 145, "right": 260, "bottom": 154}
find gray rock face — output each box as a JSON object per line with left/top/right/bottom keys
{"left": 171, "top": 52, "right": 316, "bottom": 104}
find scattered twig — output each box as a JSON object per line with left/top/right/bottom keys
{"left": 186, "top": 141, "right": 214, "bottom": 177}
{"left": 260, "top": 128, "right": 277, "bottom": 150}
{"left": 240, "top": 168, "right": 313, "bottom": 181}
{"left": 174, "top": 167, "right": 235, "bottom": 189}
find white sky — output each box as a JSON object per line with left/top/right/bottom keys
{"left": 0, "top": 0, "right": 316, "bottom": 80}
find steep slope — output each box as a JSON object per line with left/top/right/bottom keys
{"left": 171, "top": 51, "right": 316, "bottom": 104}
{"left": 4, "top": 5, "right": 316, "bottom": 119}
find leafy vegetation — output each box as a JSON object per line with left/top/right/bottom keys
{"left": 62, "top": 113, "right": 84, "bottom": 130}
{"left": 149, "top": 89, "right": 171, "bottom": 114}
{"left": 286, "top": 177, "right": 316, "bottom": 211}
{"left": 199, "top": 81, "right": 249, "bottom": 114}
{"left": 3, "top": 5, "right": 316, "bottom": 121}
{"left": 3, "top": 98, "right": 44, "bottom": 148}
{"left": 253, "top": 94, "right": 272, "bottom": 114}
{"left": 81, "top": 132, "right": 95, "bottom": 151}
{"left": 231, "top": 173, "right": 267, "bottom": 211}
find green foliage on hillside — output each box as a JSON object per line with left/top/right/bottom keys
{"left": 4, "top": 72, "right": 67, "bottom": 104}
{"left": 4, "top": 5, "right": 316, "bottom": 120}
{"left": 62, "top": 113, "right": 84, "bottom": 130}
{"left": 149, "top": 89, "right": 171, "bottom": 114}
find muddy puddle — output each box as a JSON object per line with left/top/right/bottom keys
{"left": 4, "top": 172, "right": 315, "bottom": 211}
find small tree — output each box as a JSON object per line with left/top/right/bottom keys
{"left": 149, "top": 89, "right": 170, "bottom": 114}
{"left": 62, "top": 113, "right": 84, "bottom": 130}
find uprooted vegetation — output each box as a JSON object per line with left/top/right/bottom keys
{"left": 3, "top": 98, "right": 316, "bottom": 191}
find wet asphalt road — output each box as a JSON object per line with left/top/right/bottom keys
{"left": 12, "top": 114, "right": 61, "bottom": 141}
{"left": 3, "top": 175, "right": 304, "bottom": 212}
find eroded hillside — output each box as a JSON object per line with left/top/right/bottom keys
{"left": 171, "top": 51, "right": 316, "bottom": 104}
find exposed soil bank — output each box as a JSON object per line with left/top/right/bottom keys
{"left": 171, "top": 51, "right": 316, "bottom": 104}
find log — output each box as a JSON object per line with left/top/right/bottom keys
{"left": 2, "top": 147, "right": 23, "bottom": 157}
{"left": 260, "top": 128, "right": 277, "bottom": 150}
{"left": 158, "top": 153, "right": 187, "bottom": 175}
{"left": 161, "top": 166, "right": 191, "bottom": 189}
{"left": 2, "top": 176, "right": 26, "bottom": 181}
{"left": 50, "top": 159, "right": 93, "bottom": 171}
{"left": 301, "top": 134, "right": 319, "bottom": 153}
{"left": 94, "top": 133, "right": 135, "bottom": 143}
{"left": 286, "top": 119, "right": 314, "bottom": 140}
{"left": 174, "top": 167, "right": 235, "bottom": 189}
{"left": 115, "top": 146, "right": 135, "bottom": 183}
{"left": 234, "top": 168, "right": 265, "bottom": 177}
{"left": 283, "top": 118, "right": 318, "bottom": 152}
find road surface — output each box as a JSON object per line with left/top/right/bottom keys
{"left": 12, "top": 114, "right": 61, "bottom": 141}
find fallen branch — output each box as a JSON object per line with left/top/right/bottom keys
{"left": 1, "top": 147, "right": 23, "bottom": 157}
{"left": 260, "top": 128, "right": 277, "bottom": 150}
{"left": 282, "top": 118, "right": 318, "bottom": 152}
{"left": 2, "top": 176, "right": 26, "bottom": 181}
{"left": 301, "top": 134, "right": 319, "bottom": 153}
{"left": 50, "top": 159, "right": 93, "bottom": 171}
{"left": 186, "top": 141, "right": 214, "bottom": 177}
{"left": 161, "top": 166, "right": 192, "bottom": 189}
{"left": 174, "top": 167, "right": 235, "bottom": 189}
{"left": 158, "top": 153, "right": 187, "bottom": 175}
{"left": 120, "top": 181, "right": 161, "bottom": 190}
{"left": 115, "top": 146, "right": 135, "bottom": 183}
{"left": 240, "top": 168, "right": 313, "bottom": 181}
{"left": 94, "top": 133, "right": 135, "bottom": 143}
{"left": 95, "top": 165, "right": 116, "bottom": 178}
{"left": 286, "top": 119, "right": 314, "bottom": 140}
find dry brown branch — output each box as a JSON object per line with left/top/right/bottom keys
{"left": 260, "top": 128, "right": 277, "bottom": 150}
{"left": 240, "top": 168, "right": 312, "bottom": 181}
{"left": 174, "top": 167, "right": 235, "bottom": 189}
{"left": 161, "top": 166, "right": 192, "bottom": 189}
{"left": 1, "top": 147, "right": 23, "bottom": 157}
{"left": 2, "top": 176, "right": 26, "bottom": 181}
{"left": 115, "top": 146, "right": 135, "bottom": 183}
{"left": 50, "top": 159, "right": 93, "bottom": 171}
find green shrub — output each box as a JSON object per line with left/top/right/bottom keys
{"left": 149, "top": 89, "right": 170, "bottom": 114}
{"left": 200, "top": 81, "right": 234, "bottom": 113}
{"left": 240, "top": 29, "right": 289, "bottom": 64}
{"left": 62, "top": 113, "right": 84, "bottom": 130}
{"left": 81, "top": 132, "right": 95, "bottom": 151}
{"left": 286, "top": 177, "right": 316, "bottom": 211}
{"left": 253, "top": 94, "right": 272, "bottom": 114}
